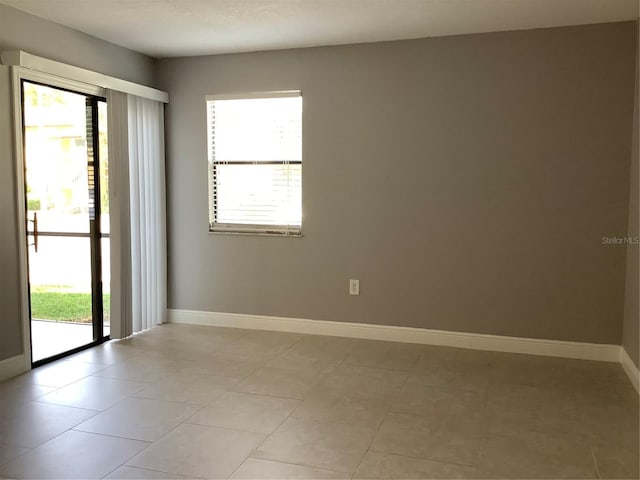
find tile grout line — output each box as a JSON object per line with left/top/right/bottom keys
{"left": 235, "top": 456, "right": 350, "bottom": 479}
{"left": 99, "top": 445, "right": 168, "bottom": 480}
{"left": 0, "top": 444, "right": 33, "bottom": 472}
{"left": 3, "top": 326, "right": 638, "bottom": 478}
{"left": 101, "top": 462, "right": 207, "bottom": 480}
{"left": 349, "top": 357, "right": 416, "bottom": 479}
{"left": 366, "top": 354, "right": 491, "bottom": 472}
{"left": 0, "top": 421, "right": 148, "bottom": 477}
{"left": 116, "top": 401, "right": 209, "bottom": 475}
{"left": 0, "top": 402, "right": 104, "bottom": 452}
{"left": 247, "top": 357, "right": 339, "bottom": 452}
{"left": 74, "top": 380, "right": 213, "bottom": 478}
{"left": 229, "top": 355, "right": 351, "bottom": 478}
{"left": 113, "top": 367, "right": 284, "bottom": 478}
{"left": 67, "top": 428, "right": 154, "bottom": 444}
{"left": 362, "top": 447, "right": 485, "bottom": 471}
{"left": 226, "top": 413, "right": 287, "bottom": 479}
{"left": 31, "top": 399, "right": 101, "bottom": 414}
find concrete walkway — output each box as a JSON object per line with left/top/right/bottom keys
{"left": 31, "top": 320, "right": 109, "bottom": 362}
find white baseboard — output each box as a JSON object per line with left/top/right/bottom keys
{"left": 620, "top": 347, "right": 640, "bottom": 394}
{"left": 167, "top": 309, "right": 621, "bottom": 363}
{"left": 0, "top": 354, "right": 28, "bottom": 382}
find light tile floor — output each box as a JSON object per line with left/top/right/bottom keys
{"left": 0, "top": 324, "right": 637, "bottom": 479}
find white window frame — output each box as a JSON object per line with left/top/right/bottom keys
{"left": 206, "top": 91, "right": 303, "bottom": 236}
{"left": 4, "top": 56, "right": 168, "bottom": 374}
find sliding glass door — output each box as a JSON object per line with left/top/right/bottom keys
{"left": 22, "top": 80, "right": 110, "bottom": 365}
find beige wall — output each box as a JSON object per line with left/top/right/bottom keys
{"left": 157, "top": 22, "right": 637, "bottom": 344}
{"left": 0, "top": 4, "right": 156, "bottom": 362}
{"left": 623, "top": 20, "right": 639, "bottom": 368}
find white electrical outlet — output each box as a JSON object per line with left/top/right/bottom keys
{"left": 349, "top": 279, "right": 360, "bottom": 295}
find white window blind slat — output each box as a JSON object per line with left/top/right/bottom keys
{"left": 206, "top": 93, "right": 302, "bottom": 235}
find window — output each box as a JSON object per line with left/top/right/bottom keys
{"left": 206, "top": 91, "right": 302, "bottom": 235}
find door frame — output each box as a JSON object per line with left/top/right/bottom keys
{"left": 11, "top": 67, "right": 107, "bottom": 369}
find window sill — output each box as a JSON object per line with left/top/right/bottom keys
{"left": 208, "top": 230, "right": 303, "bottom": 238}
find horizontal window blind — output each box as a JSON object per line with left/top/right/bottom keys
{"left": 207, "top": 92, "right": 302, "bottom": 235}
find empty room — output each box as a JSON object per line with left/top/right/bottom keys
{"left": 0, "top": 0, "right": 638, "bottom": 478}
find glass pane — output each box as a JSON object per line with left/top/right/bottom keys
{"left": 209, "top": 96, "right": 302, "bottom": 161}
{"left": 102, "top": 237, "right": 110, "bottom": 337}
{"left": 29, "top": 236, "right": 94, "bottom": 362}
{"left": 98, "top": 100, "right": 110, "bottom": 234}
{"left": 23, "top": 82, "right": 90, "bottom": 233}
{"left": 214, "top": 163, "right": 301, "bottom": 226}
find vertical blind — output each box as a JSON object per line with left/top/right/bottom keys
{"left": 106, "top": 90, "right": 166, "bottom": 338}
{"left": 206, "top": 91, "right": 302, "bottom": 234}
{"left": 105, "top": 90, "right": 131, "bottom": 339}
{"left": 128, "top": 95, "right": 167, "bottom": 333}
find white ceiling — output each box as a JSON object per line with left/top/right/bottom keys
{"left": 1, "top": 0, "right": 638, "bottom": 58}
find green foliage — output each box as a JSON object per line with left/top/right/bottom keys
{"left": 62, "top": 188, "right": 73, "bottom": 207}
{"left": 30, "top": 287, "right": 110, "bottom": 323}
{"left": 24, "top": 83, "right": 66, "bottom": 107}
{"left": 27, "top": 198, "right": 41, "bottom": 211}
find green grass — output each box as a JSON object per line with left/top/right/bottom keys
{"left": 30, "top": 285, "right": 110, "bottom": 323}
